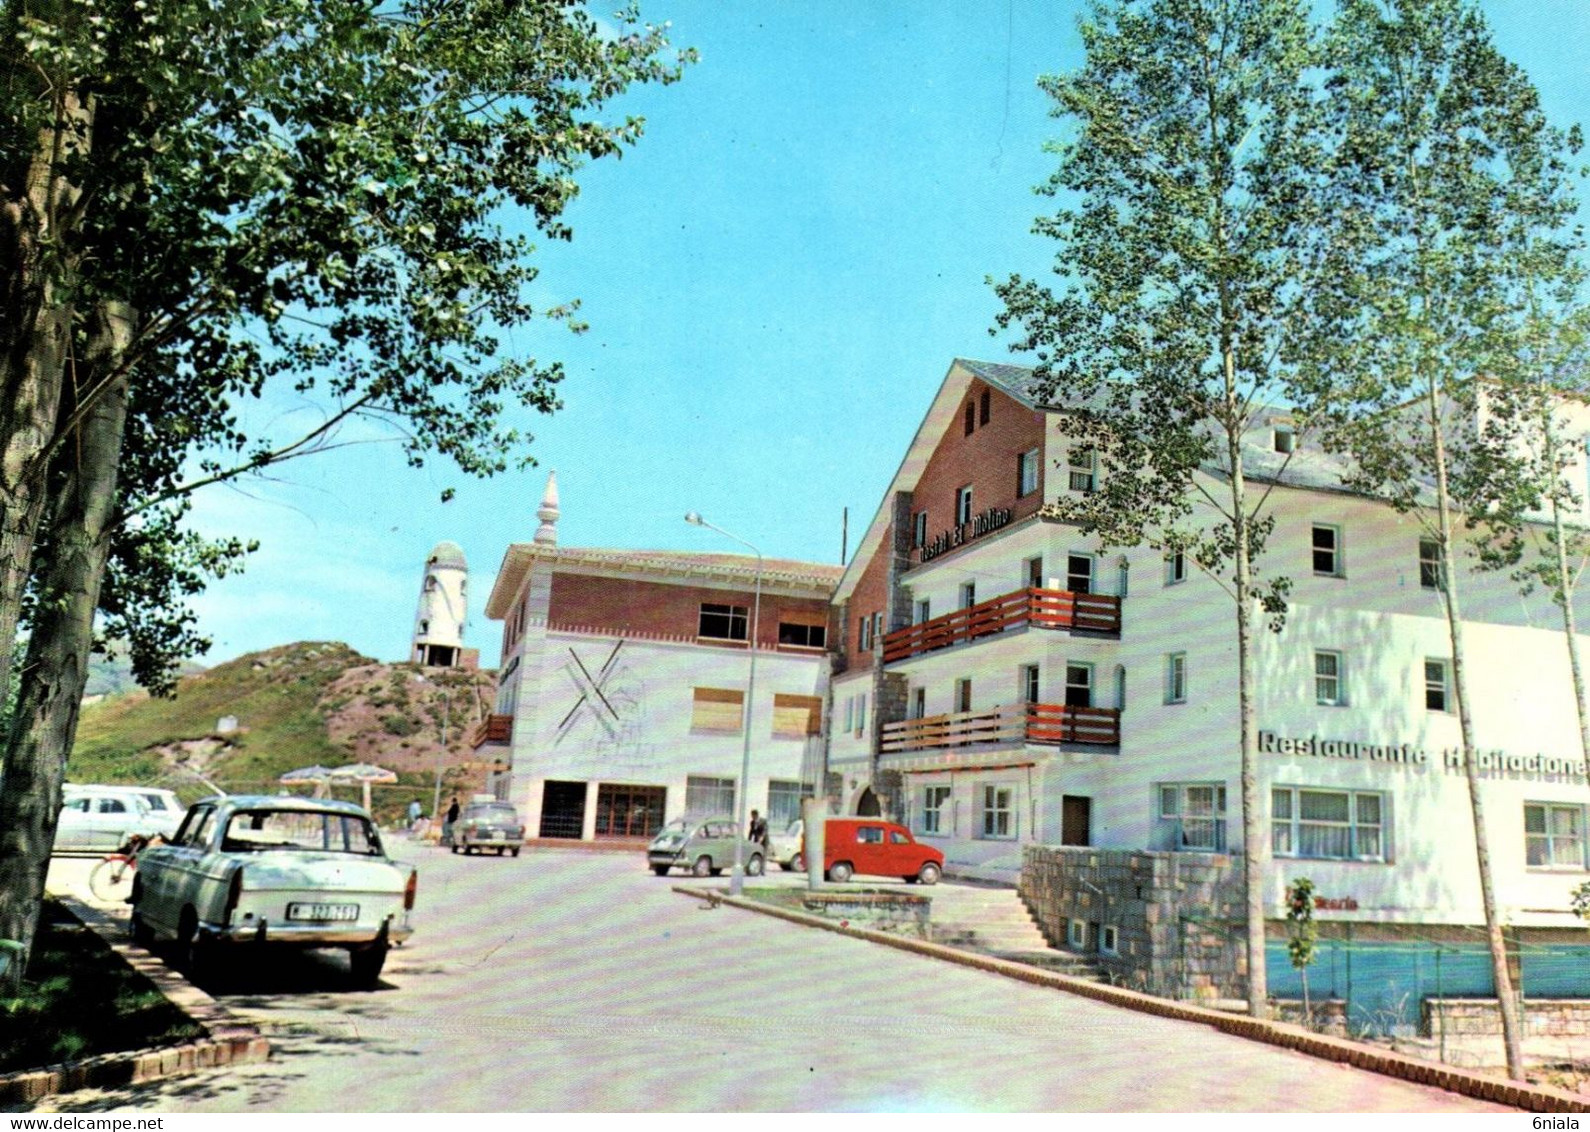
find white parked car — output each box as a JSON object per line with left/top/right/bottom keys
{"left": 767, "top": 818, "right": 804, "bottom": 871}
{"left": 56, "top": 786, "right": 174, "bottom": 851}
{"left": 131, "top": 795, "right": 416, "bottom": 986}
{"left": 63, "top": 784, "right": 185, "bottom": 839}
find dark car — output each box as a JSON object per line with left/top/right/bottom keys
{"left": 453, "top": 800, "right": 525, "bottom": 856}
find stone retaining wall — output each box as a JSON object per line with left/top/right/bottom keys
{"left": 1425, "top": 998, "right": 1590, "bottom": 1040}
{"left": 1020, "top": 844, "right": 1247, "bottom": 1000}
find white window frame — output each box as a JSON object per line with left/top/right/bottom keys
{"left": 915, "top": 598, "right": 931, "bottom": 624}
{"left": 911, "top": 687, "right": 926, "bottom": 720}
{"left": 1425, "top": 658, "right": 1451, "bottom": 713}
{"left": 1525, "top": 802, "right": 1587, "bottom": 870}
{"left": 858, "top": 616, "right": 871, "bottom": 653}
{"left": 1064, "top": 662, "right": 1093, "bottom": 708}
{"left": 1066, "top": 553, "right": 1094, "bottom": 595}
{"left": 855, "top": 693, "right": 868, "bottom": 738}
{"left": 980, "top": 783, "right": 1014, "bottom": 840}
{"left": 955, "top": 678, "right": 973, "bottom": 714}
{"left": 960, "top": 581, "right": 977, "bottom": 609}
{"left": 1272, "top": 786, "right": 1387, "bottom": 862}
{"left": 1165, "top": 652, "right": 1187, "bottom": 705}
{"left": 1165, "top": 551, "right": 1186, "bottom": 586}
{"left": 922, "top": 785, "right": 952, "bottom": 835}
{"left": 1158, "top": 783, "right": 1227, "bottom": 852}
{"left": 1021, "top": 664, "right": 1040, "bottom": 705}
{"left": 1312, "top": 524, "right": 1343, "bottom": 577}
{"left": 1315, "top": 649, "right": 1344, "bottom": 706}
{"left": 1101, "top": 925, "right": 1119, "bottom": 955}
{"left": 1026, "top": 555, "right": 1044, "bottom": 589}
{"left": 1067, "top": 919, "right": 1088, "bottom": 949}
{"left": 914, "top": 511, "right": 929, "bottom": 549}
{"left": 957, "top": 484, "right": 973, "bottom": 526}
{"left": 1419, "top": 538, "right": 1443, "bottom": 590}
{"left": 1018, "top": 448, "right": 1040, "bottom": 496}
{"left": 1068, "top": 447, "right": 1096, "bottom": 493}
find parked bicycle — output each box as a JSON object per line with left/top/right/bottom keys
{"left": 87, "top": 833, "right": 163, "bottom": 903}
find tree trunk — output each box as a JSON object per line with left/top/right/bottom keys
{"left": 0, "top": 92, "right": 93, "bottom": 723}
{"left": 0, "top": 299, "right": 132, "bottom": 969}
{"left": 1430, "top": 381, "right": 1525, "bottom": 1080}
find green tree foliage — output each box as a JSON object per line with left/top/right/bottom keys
{"left": 0, "top": 0, "right": 691, "bottom": 965}
{"left": 1284, "top": 876, "right": 1317, "bottom": 1021}
{"left": 993, "top": 0, "right": 1331, "bottom": 1016}
{"left": 1300, "top": 0, "right": 1582, "bottom": 1080}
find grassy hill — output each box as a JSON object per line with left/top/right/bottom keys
{"left": 69, "top": 641, "right": 499, "bottom": 823}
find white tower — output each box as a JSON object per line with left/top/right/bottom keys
{"left": 412, "top": 540, "right": 468, "bottom": 667}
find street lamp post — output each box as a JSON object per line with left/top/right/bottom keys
{"left": 685, "top": 511, "right": 761, "bottom": 897}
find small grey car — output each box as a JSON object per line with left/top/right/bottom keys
{"left": 647, "top": 815, "right": 765, "bottom": 878}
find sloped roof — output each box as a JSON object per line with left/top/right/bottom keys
{"left": 484, "top": 545, "right": 843, "bottom": 620}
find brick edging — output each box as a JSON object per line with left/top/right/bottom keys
{"left": 0, "top": 898, "right": 269, "bottom": 1106}
{"left": 679, "top": 884, "right": 1590, "bottom": 1114}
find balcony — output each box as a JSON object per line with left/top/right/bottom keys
{"left": 881, "top": 587, "right": 1121, "bottom": 664}
{"left": 470, "top": 713, "right": 513, "bottom": 749}
{"left": 879, "top": 702, "right": 1120, "bottom": 754}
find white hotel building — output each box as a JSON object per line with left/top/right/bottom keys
{"left": 829, "top": 358, "right": 1590, "bottom": 942}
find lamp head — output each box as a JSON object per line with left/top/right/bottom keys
{"left": 684, "top": 512, "right": 704, "bottom": 526}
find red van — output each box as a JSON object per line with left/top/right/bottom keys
{"left": 806, "top": 818, "right": 944, "bottom": 885}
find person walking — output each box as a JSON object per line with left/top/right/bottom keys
{"left": 407, "top": 798, "right": 423, "bottom": 829}
{"left": 443, "top": 796, "right": 461, "bottom": 847}
{"left": 748, "top": 809, "right": 769, "bottom": 850}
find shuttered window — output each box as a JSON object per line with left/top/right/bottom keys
{"left": 772, "top": 694, "right": 823, "bottom": 738}
{"left": 691, "top": 687, "right": 744, "bottom": 732}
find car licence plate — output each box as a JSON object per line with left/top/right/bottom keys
{"left": 287, "top": 902, "right": 359, "bottom": 922}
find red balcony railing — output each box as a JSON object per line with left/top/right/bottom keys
{"left": 879, "top": 702, "right": 1120, "bottom": 754}
{"left": 881, "top": 586, "right": 1121, "bottom": 663}
{"left": 470, "top": 714, "right": 513, "bottom": 749}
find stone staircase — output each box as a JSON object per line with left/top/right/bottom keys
{"left": 925, "top": 882, "right": 1108, "bottom": 982}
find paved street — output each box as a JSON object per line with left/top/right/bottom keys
{"left": 36, "top": 844, "right": 1501, "bottom": 1112}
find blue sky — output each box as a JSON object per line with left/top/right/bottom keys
{"left": 184, "top": 0, "right": 1590, "bottom": 667}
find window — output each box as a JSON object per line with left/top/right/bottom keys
{"left": 957, "top": 485, "right": 973, "bottom": 526}
{"left": 1101, "top": 925, "right": 1119, "bottom": 955}
{"left": 691, "top": 688, "right": 744, "bottom": 732}
{"left": 1166, "top": 653, "right": 1187, "bottom": 704}
{"left": 1064, "top": 663, "right": 1092, "bottom": 708}
{"left": 872, "top": 612, "right": 883, "bottom": 647}
{"left": 1274, "top": 427, "right": 1295, "bottom": 454}
{"left": 1068, "top": 919, "right": 1087, "bottom": 949}
{"left": 855, "top": 693, "right": 868, "bottom": 737}
{"left": 1067, "top": 553, "right": 1093, "bottom": 594}
{"left": 1525, "top": 803, "right": 1586, "bottom": 869}
{"left": 1021, "top": 664, "right": 1040, "bottom": 704}
{"left": 1273, "top": 787, "right": 1386, "bottom": 861}
{"left": 1026, "top": 556, "right": 1044, "bottom": 588}
{"left": 1425, "top": 659, "right": 1451, "bottom": 712}
{"left": 923, "top": 785, "right": 952, "bottom": 834}
{"left": 1158, "top": 784, "right": 1226, "bottom": 852}
{"left": 1018, "top": 448, "right": 1040, "bottom": 497}
{"left": 1068, "top": 447, "right": 1096, "bottom": 493}
{"left": 777, "top": 621, "right": 826, "bottom": 648}
{"left": 980, "top": 784, "right": 1013, "bottom": 839}
{"left": 699, "top": 602, "right": 750, "bottom": 642}
{"left": 767, "top": 780, "right": 812, "bottom": 828}
{"left": 1165, "top": 551, "right": 1186, "bottom": 585}
{"left": 1312, "top": 524, "right": 1342, "bottom": 576}
{"left": 980, "top": 388, "right": 991, "bottom": 425}
{"left": 1115, "top": 664, "right": 1126, "bottom": 712}
{"left": 419, "top": 619, "right": 430, "bottom": 634}
{"left": 858, "top": 615, "right": 872, "bottom": 652}
{"left": 911, "top": 687, "right": 926, "bottom": 719}
{"left": 914, "top": 511, "right": 929, "bottom": 548}
{"left": 424, "top": 576, "right": 438, "bottom": 591}
{"left": 1314, "top": 650, "right": 1344, "bottom": 706}
{"left": 955, "top": 678, "right": 972, "bottom": 713}
{"left": 914, "top": 598, "right": 931, "bottom": 624}
{"left": 960, "top": 581, "right": 977, "bottom": 609}
{"left": 856, "top": 825, "right": 885, "bottom": 844}
{"left": 964, "top": 401, "right": 975, "bottom": 436}
{"left": 685, "top": 775, "right": 735, "bottom": 817}
{"left": 843, "top": 696, "right": 855, "bottom": 734}
{"left": 772, "top": 694, "right": 823, "bottom": 737}
{"left": 1419, "top": 539, "right": 1443, "bottom": 590}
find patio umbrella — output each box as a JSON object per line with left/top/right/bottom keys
{"left": 328, "top": 763, "right": 399, "bottom": 812}
{"left": 279, "top": 764, "right": 335, "bottom": 798}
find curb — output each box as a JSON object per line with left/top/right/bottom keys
{"left": 680, "top": 884, "right": 1590, "bottom": 1114}
{"left": 0, "top": 898, "right": 270, "bottom": 1106}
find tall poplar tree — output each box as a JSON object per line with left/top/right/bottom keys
{"left": 1302, "top": 0, "right": 1581, "bottom": 1080}
{"left": 0, "top": 0, "right": 690, "bottom": 965}
{"left": 994, "top": 0, "right": 1327, "bottom": 1016}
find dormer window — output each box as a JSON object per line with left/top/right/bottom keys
{"left": 964, "top": 401, "right": 975, "bottom": 436}
{"left": 1274, "top": 427, "right": 1295, "bottom": 454}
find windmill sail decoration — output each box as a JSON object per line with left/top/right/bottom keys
{"left": 557, "top": 640, "right": 625, "bottom": 738}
